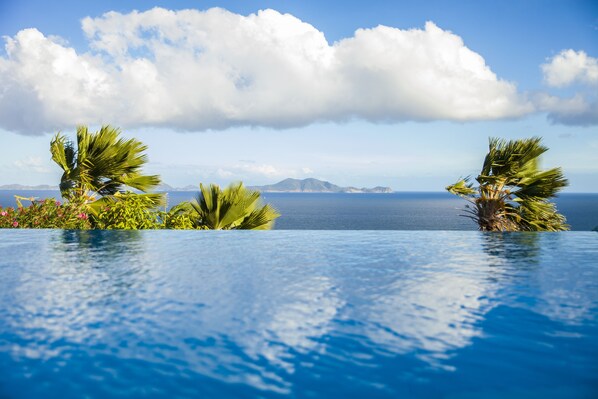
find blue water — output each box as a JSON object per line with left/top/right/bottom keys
{"left": 1, "top": 190, "right": 597, "bottom": 230}
{"left": 0, "top": 230, "right": 597, "bottom": 398}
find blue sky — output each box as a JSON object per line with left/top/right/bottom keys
{"left": 0, "top": 0, "right": 596, "bottom": 191}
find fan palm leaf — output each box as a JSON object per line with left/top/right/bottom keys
{"left": 186, "top": 182, "right": 280, "bottom": 230}
{"left": 447, "top": 137, "right": 568, "bottom": 231}
{"left": 50, "top": 125, "right": 161, "bottom": 200}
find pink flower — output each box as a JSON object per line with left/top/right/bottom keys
{"left": 77, "top": 213, "right": 88, "bottom": 220}
{"left": 55, "top": 201, "right": 61, "bottom": 206}
{"left": 12, "top": 221, "right": 18, "bottom": 227}
{"left": 0, "top": 211, "right": 7, "bottom": 217}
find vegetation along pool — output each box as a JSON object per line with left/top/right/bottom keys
{"left": 0, "top": 230, "right": 596, "bottom": 398}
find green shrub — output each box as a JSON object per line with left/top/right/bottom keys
{"left": 0, "top": 194, "right": 206, "bottom": 230}
{"left": 0, "top": 197, "right": 91, "bottom": 229}
{"left": 91, "top": 192, "right": 202, "bottom": 230}
{"left": 92, "top": 192, "right": 162, "bottom": 230}
{"left": 159, "top": 204, "right": 199, "bottom": 230}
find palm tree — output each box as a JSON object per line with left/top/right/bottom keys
{"left": 446, "top": 137, "right": 568, "bottom": 231}
{"left": 180, "top": 182, "right": 280, "bottom": 230}
{"left": 50, "top": 125, "right": 162, "bottom": 203}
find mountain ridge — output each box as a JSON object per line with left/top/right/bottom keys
{"left": 248, "top": 178, "right": 393, "bottom": 193}
{"left": 1, "top": 178, "right": 394, "bottom": 193}
{"left": 0, "top": 184, "right": 59, "bottom": 190}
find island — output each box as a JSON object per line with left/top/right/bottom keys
{"left": 248, "top": 178, "right": 393, "bottom": 193}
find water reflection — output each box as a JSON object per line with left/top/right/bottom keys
{"left": 350, "top": 234, "right": 498, "bottom": 369}
{"left": 240, "top": 275, "right": 343, "bottom": 373}
{"left": 58, "top": 229, "right": 143, "bottom": 256}
{"left": 9, "top": 230, "right": 152, "bottom": 357}
{"left": 1, "top": 230, "right": 597, "bottom": 397}
{"left": 530, "top": 234, "right": 597, "bottom": 325}
{"left": 52, "top": 229, "right": 150, "bottom": 302}
{"left": 478, "top": 232, "right": 597, "bottom": 326}
{"left": 151, "top": 242, "right": 345, "bottom": 393}
{"left": 480, "top": 232, "right": 541, "bottom": 265}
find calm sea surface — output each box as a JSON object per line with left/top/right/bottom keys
{"left": 0, "top": 230, "right": 597, "bottom": 398}
{"left": 1, "top": 190, "right": 597, "bottom": 230}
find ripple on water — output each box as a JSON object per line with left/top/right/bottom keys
{"left": 0, "top": 230, "right": 597, "bottom": 398}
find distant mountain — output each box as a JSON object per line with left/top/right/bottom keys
{"left": 248, "top": 178, "right": 393, "bottom": 193}
{"left": 0, "top": 180, "right": 393, "bottom": 193}
{"left": 0, "top": 183, "right": 198, "bottom": 192}
{"left": 0, "top": 184, "right": 58, "bottom": 190}
{"left": 155, "top": 183, "right": 197, "bottom": 192}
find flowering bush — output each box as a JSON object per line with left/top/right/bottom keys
{"left": 0, "top": 197, "right": 92, "bottom": 229}
{"left": 1, "top": 194, "right": 216, "bottom": 230}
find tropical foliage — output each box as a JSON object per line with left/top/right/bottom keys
{"left": 92, "top": 192, "right": 162, "bottom": 229}
{"left": 446, "top": 137, "right": 568, "bottom": 231}
{"left": 46, "top": 125, "right": 171, "bottom": 229}
{"left": 179, "top": 182, "right": 280, "bottom": 230}
{"left": 0, "top": 193, "right": 205, "bottom": 230}
{"left": 92, "top": 192, "right": 199, "bottom": 230}
{"left": 50, "top": 125, "right": 162, "bottom": 204}
{"left": 3, "top": 124, "right": 281, "bottom": 230}
{"left": 161, "top": 203, "right": 198, "bottom": 230}
{"left": 0, "top": 197, "right": 91, "bottom": 229}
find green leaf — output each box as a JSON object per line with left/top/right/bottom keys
{"left": 447, "top": 137, "right": 568, "bottom": 231}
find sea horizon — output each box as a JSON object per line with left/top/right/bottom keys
{"left": 2, "top": 190, "right": 597, "bottom": 231}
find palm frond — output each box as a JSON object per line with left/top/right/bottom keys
{"left": 49, "top": 124, "right": 161, "bottom": 200}
{"left": 446, "top": 178, "right": 476, "bottom": 199}
{"left": 447, "top": 137, "right": 568, "bottom": 231}
{"left": 190, "top": 182, "right": 279, "bottom": 230}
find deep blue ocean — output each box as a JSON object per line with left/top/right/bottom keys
{"left": 1, "top": 190, "right": 597, "bottom": 231}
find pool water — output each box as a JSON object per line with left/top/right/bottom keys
{"left": 0, "top": 230, "right": 597, "bottom": 398}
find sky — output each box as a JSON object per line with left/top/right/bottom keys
{"left": 0, "top": 0, "right": 596, "bottom": 192}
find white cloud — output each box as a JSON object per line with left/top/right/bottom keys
{"left": 542, "top": 49, "right": 598, "bottom": 87}
{"left": 534, "top": 93, "right": 598, "bottom": 126}
{"left": 537, "top": 50, "right": 598, "bottom": 125}
{"left": 0, "top": 7, "right": 534, "bottom": 135}
{"left": 13, "top": 156, "right": 51, "bottom": 173}
{"left": 213, "top": 162, "right": 285, "bottom": 180}
{"left": 215, "top": 168, "right": 234, "bottom": 178}
{"left": 218, "top": 162, "right": 297, "bottom": 181}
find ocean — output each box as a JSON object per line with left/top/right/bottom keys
{"left": 1, "top": 190, "right": 597, "bottom": 231}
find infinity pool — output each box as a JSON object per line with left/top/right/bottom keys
{"left": 0, "top": 230, "right": 597, "bottom": 398}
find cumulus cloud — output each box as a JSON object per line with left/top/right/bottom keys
{"left": 0, "top": 7, "right": 536, "bottom": 135}
{"left": 216, "top": 162, "right": 316, "bottom": 181}
{"left": 535, "top": 92, "right": 598, "bottom": 126}
{"left": 537, "top": 50, "right": 598, "bottom": 125}
{"left": 165, "top": 160, "right": 310, "bottom": 184}
{"left": 13, "top": 156, "right": 51, "bottom": 173}
{"left": 542, "top": 49, "right": 598, "bottom": 87}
